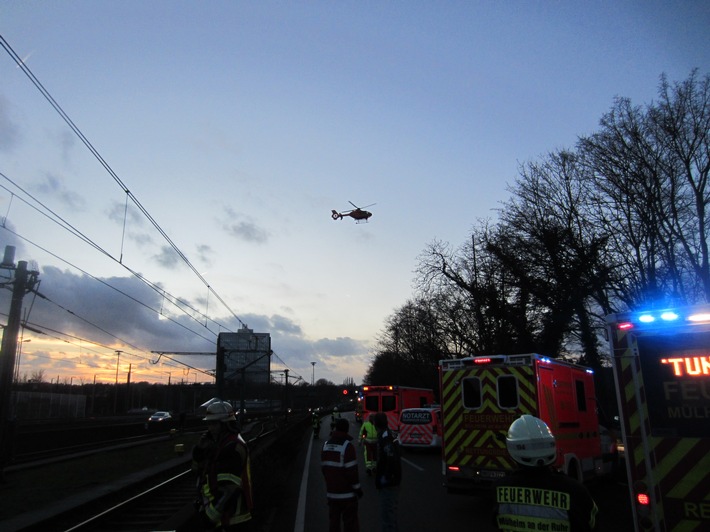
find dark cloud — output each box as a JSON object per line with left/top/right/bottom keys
{"left": 107, "top": 202, "right": 154, "bottom": 248}
{"left": 107, "top": 202, "right": 145, "bottom": 227}
{"left": 153, "top": 246, "right": 181, "bottom": 269}
{"left": 35, "top": 173, "right": 86, "bottom": 211}
{"left": 196, "top": 244, "right": 214, "bottom": 266}
{"left": 222, "top": 207, "right": 269, "bottom": 244}
{"left": 1, "top": 266, "right": 215, "bottom": 353}
{"left": 312, "top": 337, "right": 365, "bottom": 356}
{"left": 0, "top": 266, "right": 368, "bottom": 383}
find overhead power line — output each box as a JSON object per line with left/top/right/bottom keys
{"left": 0, "top": 33, "right": 246, "bottom": 329}
{"left": 0, "top": 34, "right": 305, "bottom": 382}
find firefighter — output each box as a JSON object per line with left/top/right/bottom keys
{"left": 312, "top": 410, "right": 322, "bottom": 439}
{"left": 192, "top": 400, "right": 254, "bottom": 531}
{"left": 359, "top": 414, "right": 378, "bottom": 475}
{"left": 321, "top": 417, "right": 363, "bottom": 532}
{"left": 330, "top": 406, "right": 341, "bottom": 432}
{"left": 493, "top": 415, "right": 598, "bottom": 532}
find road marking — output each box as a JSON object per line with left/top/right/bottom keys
{"left": 294, "top": 432, "right": 313, "bottom": 532}
{"left": 402, "top": 456, "right": 424, "bottom": 472}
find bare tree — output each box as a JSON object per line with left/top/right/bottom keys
{"left": 29, "top": 369, "right": 46, "bottom": 383}
{"left": 580, "top": 70, "right": 710, "bottom": 307}
{"left": 363, "top": 70, "right": 710, "bottom": 383}
{"left": 484, "top": 151, "right": 612, "bottom": 366}
{"left": 415, "top": 223, "right": 529, "bottom": 355}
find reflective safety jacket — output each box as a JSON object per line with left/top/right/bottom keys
{"left": 493, "top": 467, "right": 598, "bottom": 532}
{"left": 360, "top": 420, "right": 377, "bottom": 443}
{"left": 321, "top": 430, "right": 361, "bottom": 500}
{"left": 197, "top": 431, "right": 254, "bottom": 528}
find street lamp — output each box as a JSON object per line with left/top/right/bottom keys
{"left": 311, "top": 362, "right": 316, "bottom": 386}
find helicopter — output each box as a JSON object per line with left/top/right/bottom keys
{"left": 331, "top": 202, "right": 375, "bottom": 223}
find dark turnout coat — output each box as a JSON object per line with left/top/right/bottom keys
{"left": 493, "top": 466, "right": 598, "bottom": 532}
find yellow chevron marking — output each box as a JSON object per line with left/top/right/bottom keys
{"left": 660, "top": 439, "right": 709, "bottom": 499}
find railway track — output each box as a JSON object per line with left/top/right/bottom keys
{"left": 11, "top": 432, "right": 174, "bottom": 467}
{"left": 60, "top": 469, "right": 196, "bottom": 532}
{"left": 5, "top": 413, "right": 310, "bottom": 532}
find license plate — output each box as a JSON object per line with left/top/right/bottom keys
{"left": 478, "top": 470, "right": 506, "bottom": 479}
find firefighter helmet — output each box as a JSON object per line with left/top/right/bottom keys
{"left": 203, "top": 401, "right": 236, "bottom": 422}
{"left": 506, "top": 415, "right": 556, "bottom": 467}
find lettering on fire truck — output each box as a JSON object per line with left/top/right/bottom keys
{"left": 463, "top": 413, "right": 517, "bottom": 430}
{"left": 607, "top": 306, "right": 710, "bottom": 531}
{"left": 661, "top": 355, "right": 710, "bottom": 376}
{"left": 683, "top": 501, "right": 710, "bottom": 520}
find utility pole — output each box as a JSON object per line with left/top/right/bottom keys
{"left": 284, "top": 369, "right": 290, "bottom": 422}
{"left": 113, "top": 350, "right": 122, "bottom": 414}
{"left": 126, "top": 363, "right": 132, "bottom": 412}
{"left": 0, "top": 248, "right": 40, "bottom": 477}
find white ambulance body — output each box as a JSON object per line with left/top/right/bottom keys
{"left": 397, "top": 406, "right": 442, "bottom": 449}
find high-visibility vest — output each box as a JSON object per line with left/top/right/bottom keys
{"left": 360, "top": 420, "right": 377, "bottom": 443}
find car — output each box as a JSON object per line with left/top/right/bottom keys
{"left": 599, "top": 424, "right": 621, "bottom": 476}
{"left": 146, "top": 411, "right": 173, "bottom": 428}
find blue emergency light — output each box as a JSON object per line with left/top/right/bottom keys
{"left": 617, "top": 308, "right": 710, "bottom": 330}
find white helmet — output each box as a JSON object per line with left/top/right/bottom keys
{"left": 203, "top": 401, "right": 236, "bottom": 422}
{"left": 506, "top": 415, "right": 556, "bottom": 467}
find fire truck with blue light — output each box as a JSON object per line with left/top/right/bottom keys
{"left": 358, "top": 385, "right": 436, "bottom": 430}
{"left": 439, "top": 354, "right": 616, "bottom": 495}
{"left": 606, "top": 305, "right": 710, "bottom": 531}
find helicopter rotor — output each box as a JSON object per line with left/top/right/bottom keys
{"left": 349, "top": 201, "right": 376, "bottom": 210}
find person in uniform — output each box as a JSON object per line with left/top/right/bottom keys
{"left": 493, "top": 414, "right": 598, "bottom": 532}
{"left": 374, "top": 412, "right": 401, "bottom": 532}
{"left": 192, "top": 400, "right": 254, "bottom": 531}
{"left": 330, "top": 406, "right": 341, "bottom": 433}
{"left": 312, "top": 410, "right": 322, "bottom": 439}
{"left": 321, "top": 417, "right": 363, "bottom": 532}
{"left": 359, "top": 414, "right": 378, "bottom": 475}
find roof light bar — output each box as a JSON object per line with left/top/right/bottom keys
{"left": 688, "top": 312, "right": 710, "bottom": 323}
{"left": 617, "top": 308, "right": 710, "bottom": 329}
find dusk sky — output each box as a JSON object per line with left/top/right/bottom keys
{"left": 1, "top": 1, "right": 709, "bottom": 387}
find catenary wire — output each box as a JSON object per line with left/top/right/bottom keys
{"left": 0, "top": 34, "right": 304, "bottom": 382}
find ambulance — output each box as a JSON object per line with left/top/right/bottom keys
{"left": 398, "top": 406, "right": 442, "bottom": 449}
{"left": 360, "top": 385, "right": 436, "bottom": 431}
{"left": 439, "top": 354, "right": 614, "bottom": 494}
{"left": 606, "top": 305, "right": 710, "bottom": 531}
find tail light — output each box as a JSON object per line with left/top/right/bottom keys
{"left": 632, "top": 480, "right": 653, "bottom": 530}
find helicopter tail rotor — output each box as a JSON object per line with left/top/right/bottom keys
{"left": 331, "top": 210, "right": 343, "bottom": 220}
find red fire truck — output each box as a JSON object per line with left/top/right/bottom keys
{"left": 359, "top": 385, "right": 436, "bottom": 430}
{"left": 606, "top": 305, "right": 710, "bottom": 531}
{"left": 439, "top": 354, "right": 615, "bottom": 494}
